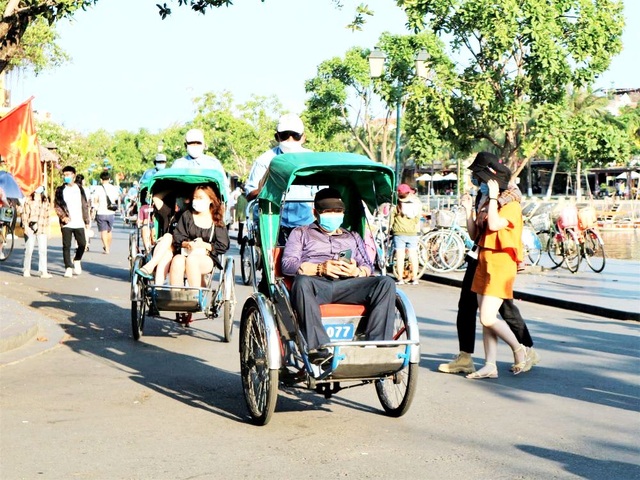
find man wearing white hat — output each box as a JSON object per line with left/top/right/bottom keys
{"left": 245, "top": 113, "right": 314, "bottom": 241}
{"left": 171, "top": 128, "right": 225, "bottom": 176}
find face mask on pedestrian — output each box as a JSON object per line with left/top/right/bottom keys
{"left": 479, "top": 183, "right": 489, "bottom": 196}
{"left": 187, "top": 144, "right": 204, "bottom": 159}
{"left": 191, "top": 199, "right": 210, "bottom": 213}
{"left": 318, "top": 212, "right": 344, "bottom": 232}
{"left": 63, "top": 176, "right": 74, "bottom": 184}
{"left": 155, "top": 163, "right": 166, "bottom": 171}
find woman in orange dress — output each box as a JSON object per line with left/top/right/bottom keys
{"left": 466, "top": 161, "right": 528, "bottom": 379}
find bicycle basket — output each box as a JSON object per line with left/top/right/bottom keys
{"left": 436, "top": 210, "right": 455, "bottom": 228}
{"left": 578, "top": 206, "right": 597, "bottom": 230}
{"left": 529, "top": 213, "right": 551, "bottom": 233}
{"left": 557, "top": 206, "right": 578, "bottom": 230}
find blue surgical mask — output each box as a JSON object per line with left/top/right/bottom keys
{"left": 318, "top": 213, "right": 344, "bottom": 232}
{"left": 63, "top": 176, "right": 73, "bottom": 184}
{"left": 479, "top": 183, "right": 489, "bottom": 196}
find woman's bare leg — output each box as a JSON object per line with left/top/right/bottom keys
{"left": 169, "top": 254, "right": 187, "bottom": 286}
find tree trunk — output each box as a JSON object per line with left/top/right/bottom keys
{"left": 545, "top": 152, "right": 561, "bottom": 199}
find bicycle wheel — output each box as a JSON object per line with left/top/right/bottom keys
{"left": 522, "top": 226, "right": 541, "bottom": 266}
{"left": 130, "top": 257, "right": 147, "bottom": 341}
{"left": 583, "top": 228, "right": 606, "bottom": 273}
{"left": 428, "top": 230, "right": 464, "bottom": 273}
{"left": 415, "top": 239, "right": 430, "bottom": 278}
{"left": 420, "top": 231, "right": 444, "bottom": 272}
{"left": 546, "top": 233, "right": 564, "bottom": 268}
{"left": 375, "top": 295, "right": 418, "bottom": 417}
{"left": 563, "top": 229, "right": 581, "bottom": 273}
{"left": 239, "top": 239, "right": 253, "bottom": 286}
{"left": 240, "top": 301, "right": 279, "bottom": 425}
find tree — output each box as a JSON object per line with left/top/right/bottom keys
{"left": 0, "top": 1, "right": 97, "bottom": 74}
{"left": 399, "top": 0, "right": 625, "bottom": 173}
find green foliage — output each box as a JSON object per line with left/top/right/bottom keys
{"left": 398, "top": 0, "right": 625, "bottom": 169}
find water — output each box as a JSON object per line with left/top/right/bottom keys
{"left": 599, "top": 229, "right": 640, "bottom": 260}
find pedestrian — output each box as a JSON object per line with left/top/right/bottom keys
{"left": 93, "top": 171, "right": 119, "bottom": 254}
{"left": 21, "top": 186, "right": 52, "bottom": 278}
{"left": 389, "top": 183, "right": 422, "bottom": 285}
{"left": 439, "top": 152, "right": 539, "bottom": 376}
{"left": 0, "top": 185, "right": 8, "bottom": 260}
{"left": 53, "top": 166, "right": 90, "bottom": 278}
{"left": 75, "top": 174, "right": 93, "bottom": 251}
{"left": 235, "top": 184, "right": 248, "bottom": 245}
{"left": 140, "top": 153, "right": 167, "bottom": 185}
{"left": 465, "top": 158, "right": 529, "bottom": 378}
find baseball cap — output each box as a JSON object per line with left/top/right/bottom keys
{"left": 397, "top": 183, "right": 414, "bottom": 195}
{"left": 276, "top": 113, "right": 304, "bottom": 134}
{"left": 185, "top": 128, "right": 205, "bottom": 144}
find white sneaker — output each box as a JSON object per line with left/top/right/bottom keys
{"left": 0, "top": 252, "right": 5, "bottom": 260}
{"left": 40, "top": 272, "right": 52, "bottom": 279}
{"left": 23, "top": 271, "right": 31, "bottom": 277}
{"left": 73, "top": 260, "right": 82, "bottom": 275}
{"left": 64, "top": 268, "right": 74, "bottom": 278}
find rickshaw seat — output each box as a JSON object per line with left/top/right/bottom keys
{"left": 272, "top": 247, "right": 367, "bottom": 318}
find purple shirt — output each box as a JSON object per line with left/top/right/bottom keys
{"left": 281, "top": 223, "right": 373, "bottom": 276}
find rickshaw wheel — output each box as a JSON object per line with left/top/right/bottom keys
{"left": 223, "top": 287, "right": 235, "bottom": 342}
{"left": 240, "top": 302, "right": 278, "bottom": 425}
{"left": 130, "top": 257, "right": 147, "bottom": 341}
{"left": 375, "top": 296, "right": 418, "bottom": 417}
{"left": 239, "top": 240, "right": 253, "bottom": 286}
{"left": 0, "top": 203, "right": 16, "bottom": 261}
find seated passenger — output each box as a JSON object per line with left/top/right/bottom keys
{"left": 169, "top": 185, "right": 229, "bottom": 287}
{"left": 281, "top": 187, "right": 396, "bottom": 364}
{"left": 135, "top": 195, "right": 189, "bottom": 285}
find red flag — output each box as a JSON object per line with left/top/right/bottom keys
{"left": 0, "top": 97, "right": 42, "bottom": 195}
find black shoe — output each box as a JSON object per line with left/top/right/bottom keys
{"left": 308, "top": 348, "right": 333, "bottom": 365}
{"left": 148, "top": 305, "right": 159, "bottom": 316}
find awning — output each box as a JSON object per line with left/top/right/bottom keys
{"left": 616, "top": 171, "right": 640, "bottom": 180}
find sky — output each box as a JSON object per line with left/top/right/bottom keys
{"left": 8, "top": 0, "right": 640, "bottom": 134}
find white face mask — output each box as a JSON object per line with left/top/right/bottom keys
{"left": 192, "top": 199, "right": 210, "bottom": 213}
{"left": 155, "top": 163, "right": 166, "bottom": 171}
{"left": 187, "top": 144, "right": 204, "bottom": 159}
{"left": 278, "top": 141, "right": 305, "bottom": 154}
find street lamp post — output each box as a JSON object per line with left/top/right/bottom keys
{"left": 368, "top": 48, "right": 430, "bottom": 186}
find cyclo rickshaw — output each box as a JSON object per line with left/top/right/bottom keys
{"left": 129, "top": 168, "right": 236, "bottom": 342}
{"left": 239, "top": 152, "right": 420, "bottom": 425}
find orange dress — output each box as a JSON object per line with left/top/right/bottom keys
{"left": 471, "top": 201, "right": 523, "bottom": 299}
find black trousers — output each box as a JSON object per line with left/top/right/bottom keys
{"left": 457, "top": 257, "right": 533, "bottom": 353}
{"left": 61, "top": 227, "right": 86, "bottom": 269}
{"left": 290, "top": 275, "right": 396, "bottom": 350}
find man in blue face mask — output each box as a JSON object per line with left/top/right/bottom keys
{"left": 281, "top": 187, "right": 397, "bottom": 365}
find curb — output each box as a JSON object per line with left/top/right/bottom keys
{"left": 0, "top": 300, "right": 66, "bottom": 367}
{"left": 421, "top": 272, "right": 640, "bottom": 322}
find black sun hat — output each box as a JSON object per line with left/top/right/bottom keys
{"left": 468, "top": 151, "right": 500, "bottom": 173}
{"left": 474, "top": 160, "right": 512, "bottom": 190}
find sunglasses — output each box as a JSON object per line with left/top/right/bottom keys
{"left": 277, "top": 131, "right": 303, "bottom": 141}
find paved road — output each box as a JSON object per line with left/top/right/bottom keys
{"left": 0, "top": 224, "right": 639, "bottom": 479}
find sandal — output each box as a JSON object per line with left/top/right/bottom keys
{"left": 466, "top": 362, "right": 498, "bottom": 379}
{"left": 135, "top": 266, "right": 154, "bottom": 280}
{"left": 512, "top": 345, "right": 528, "bottom": 375}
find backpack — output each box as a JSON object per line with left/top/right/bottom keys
{"left": 399, "top": 199, "right": 421, "bottom": 219}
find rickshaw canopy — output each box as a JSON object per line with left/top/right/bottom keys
{"left": 257, "top": 152, "right": 396, "bottom": 212}
{"left": 146, "top": 168, "right": 228, "bottom": 202}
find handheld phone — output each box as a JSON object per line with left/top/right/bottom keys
{"left": 338, "top": 249, "right": 352, "bottom": 262}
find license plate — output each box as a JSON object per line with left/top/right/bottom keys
{"left": 324, "top": 323, "right": 355, "bottom": 341}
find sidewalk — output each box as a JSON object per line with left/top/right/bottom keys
{"left": 1, "top": 253, "right": 638, "bottom": 366}
{"left": 423, "top": 257, "right": 640, "bottom": 321}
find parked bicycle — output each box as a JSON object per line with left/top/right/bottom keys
{"left": 420, "top": 206, "right": 470, "bottom": 273}
{"left": 547, "top": 205, "right": 605, "bottom": 273}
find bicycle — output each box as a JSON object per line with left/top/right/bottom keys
{"left": 0, "top": 200, "right": 17, "bottom": 261}
{"left": 547, "top": 205, "right": 606, "bottom": 273}
{"left": 420, "top": 206, "right": 470, "bottom": 273}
